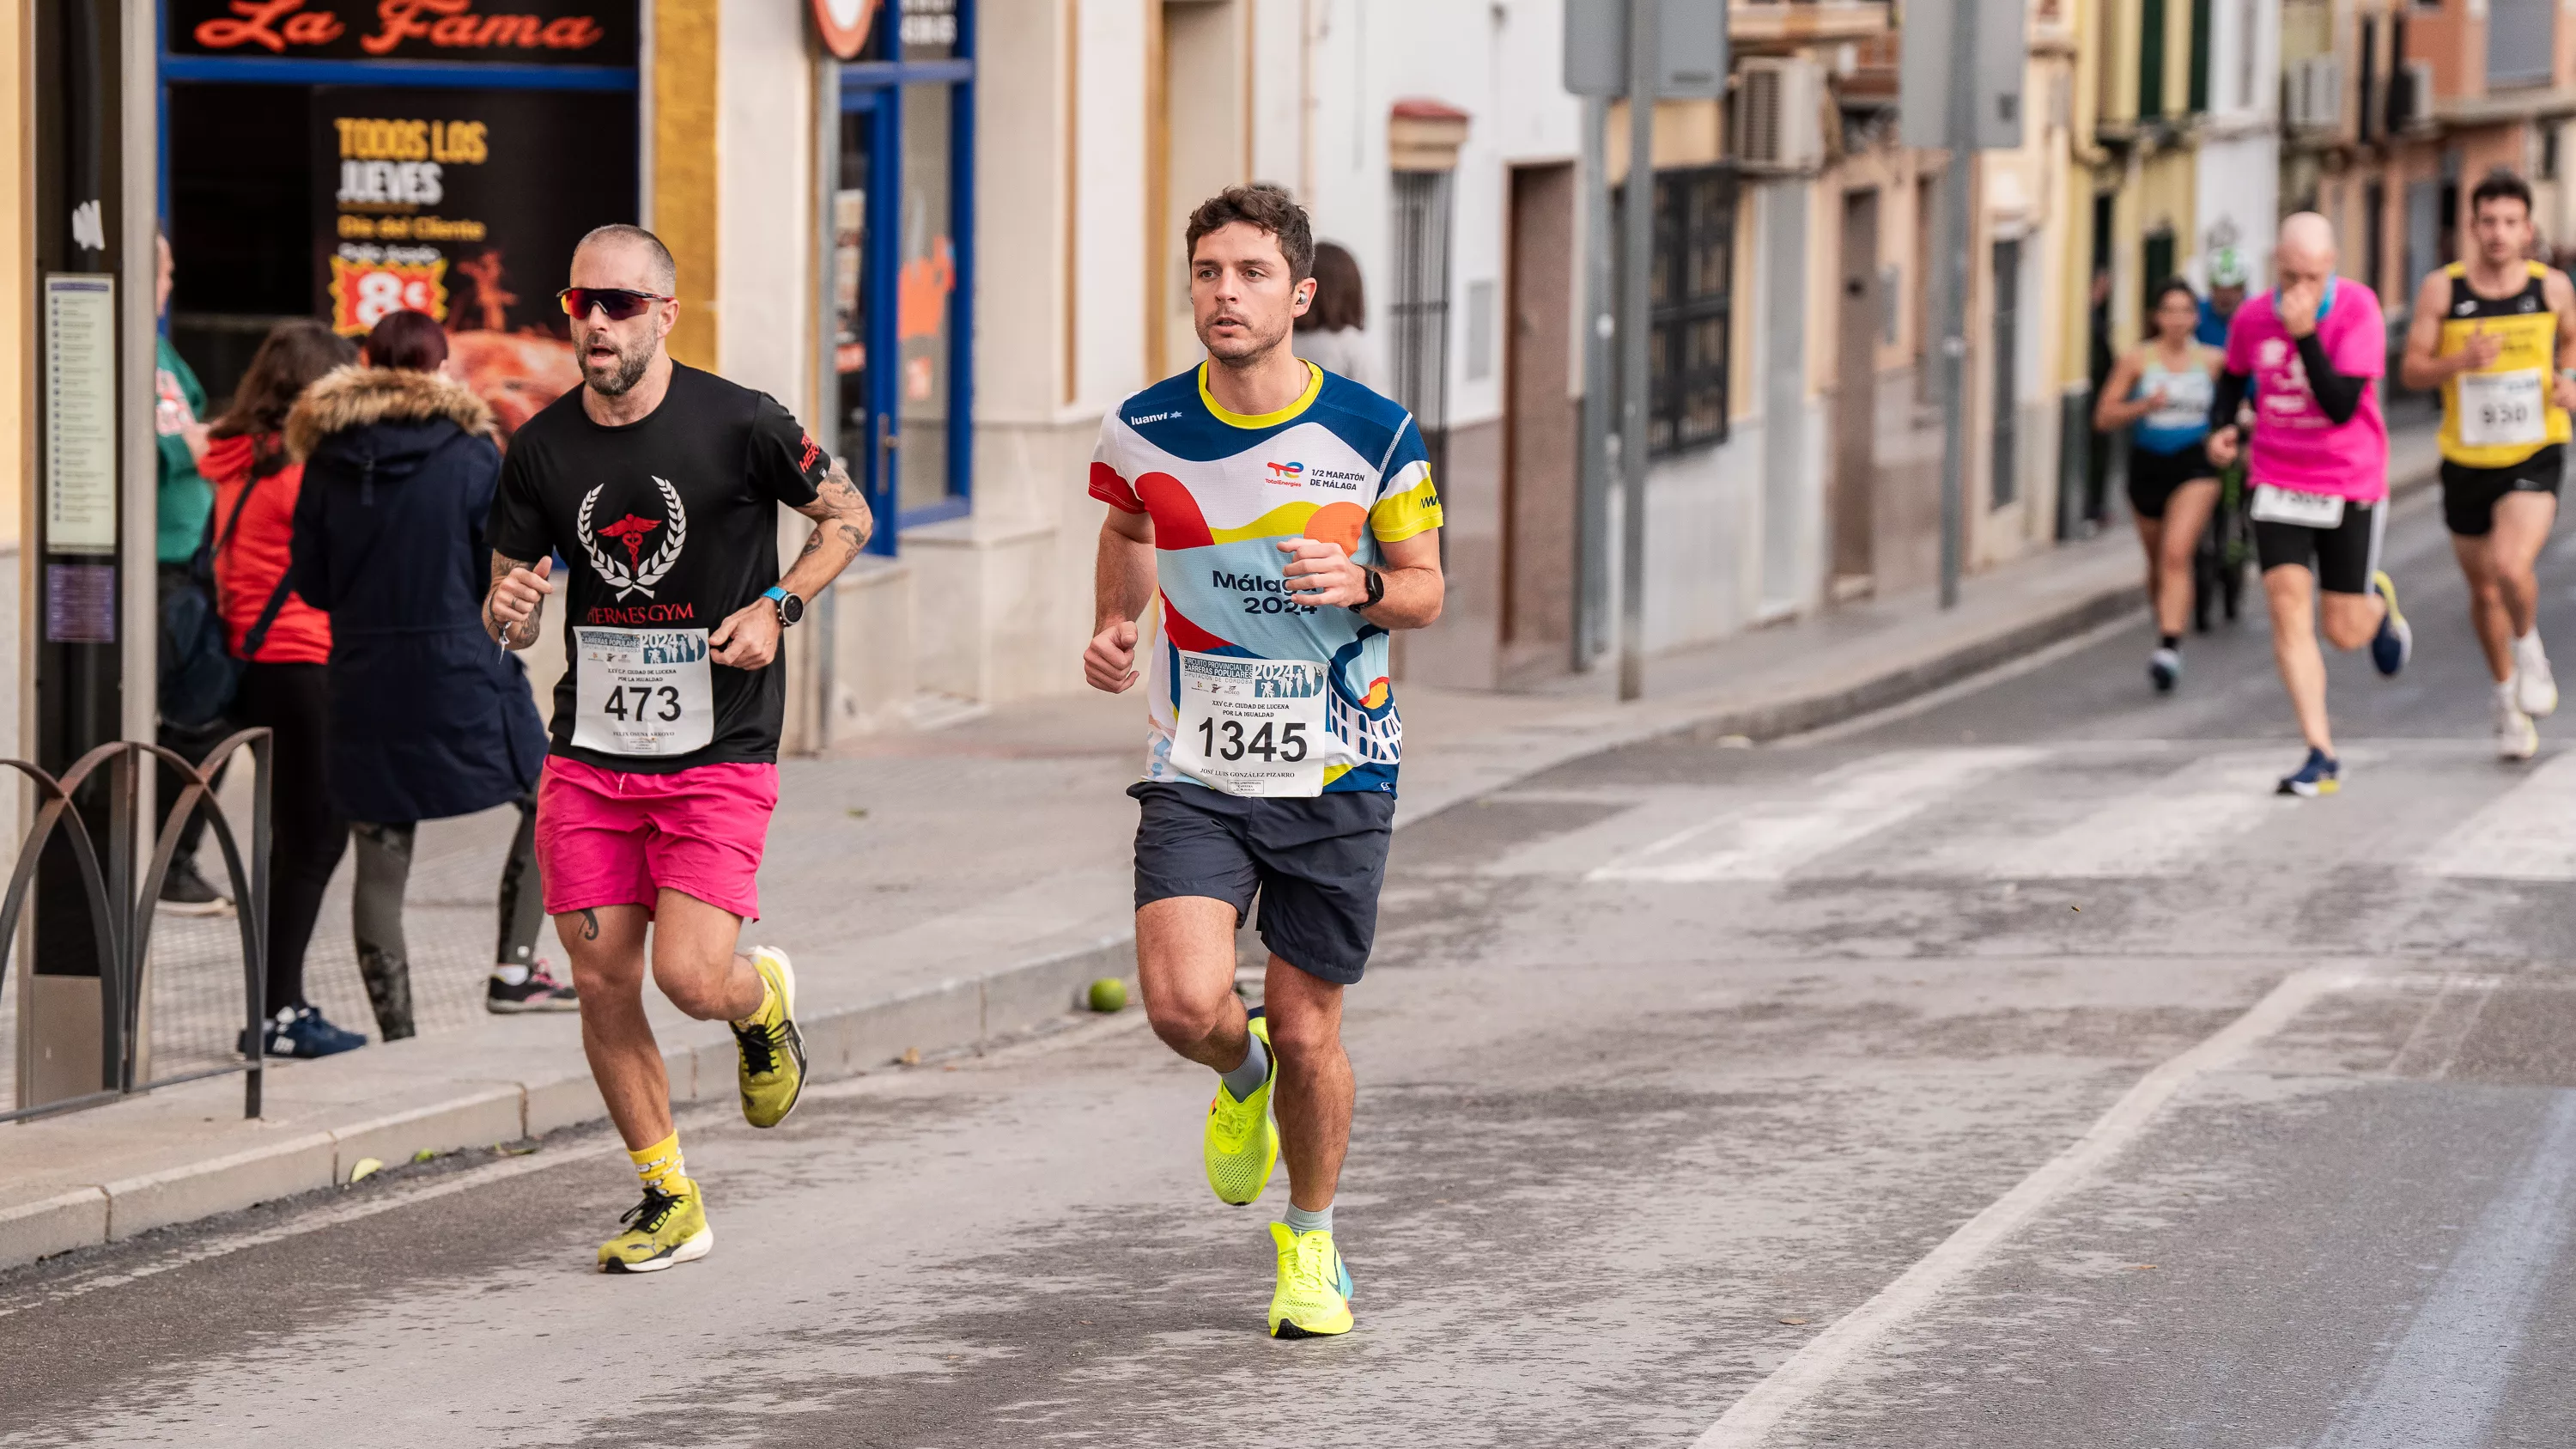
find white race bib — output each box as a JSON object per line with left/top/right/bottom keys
{"left": 1172, "top": 649, "right": 1327, "bottom": 797}
{"left": 2458, "top": 368, "right": 2548, "bottom": 448}
{"left": 2250, "top": 484, "right": 2347, "bottom": 529}
{"left": 572, "top": 627, "right": 714, "bottom": 758}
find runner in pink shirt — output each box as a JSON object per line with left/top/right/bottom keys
{"left": 2206, "top": 212, "right": 2413, "bottom": 797}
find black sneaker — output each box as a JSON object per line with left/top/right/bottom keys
{"left": 487, "top": 962, "right": 580, "bottom": 1014}
{"left": 158, "top": 858, "right": 234, "bottom": 917}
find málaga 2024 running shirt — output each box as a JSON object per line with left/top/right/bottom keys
{"left": 487, "top": 362, "right": 830, "bottom": 773}
{"left": 1091, "top": 362, "right": 1443, "bottom": 798}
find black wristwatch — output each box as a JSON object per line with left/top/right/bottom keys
{"left": 762, "top": 585, "right": 804, "bottom": 627}
{"left": 1358, "top": 567, "right": 1384, "bottom": 612}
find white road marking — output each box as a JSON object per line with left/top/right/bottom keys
{"left": 2419, "top": 752, "right": 2576, "bottom": 879}
{"left": 1973, "top": 752, "right": 2285, "bottom": 879}
{"left": 1590, "top": 748, "right": 2044, "bottom": 883}
{"left": 2313, "top": 1092, "right": 2576, "bottom": 1449}
{"left": 1690, "top": 964, "right": 2349, "bottom": 1448}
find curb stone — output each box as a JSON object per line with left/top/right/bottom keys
{"left": 0, "top": 540, "right": 2212, "bottom": 1273}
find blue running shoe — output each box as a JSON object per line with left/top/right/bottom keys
{"left": 2277, "top": 747, "right": 2342, "bottom": 798}
{"left": 2370, "top": 570, "right": 2411, "bottom": 677}
{"left": 240, "top": 1005, "right": 368, "bottom": 1059}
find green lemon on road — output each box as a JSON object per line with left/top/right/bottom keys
{"left": 1087, "top": 977, "right": 1129, "bottom": 1013}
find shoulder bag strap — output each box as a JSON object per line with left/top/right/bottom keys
{"left": 238, "top": 575, "right": 298, "bottom": 662}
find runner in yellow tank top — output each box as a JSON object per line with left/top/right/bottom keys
{"left": 2400, "top": 170, "right": 2576, "bottom": 759}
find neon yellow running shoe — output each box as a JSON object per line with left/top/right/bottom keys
{"left": 733, "top": 947, "right": 806, "bottom": 1129}
{"left": 598, "top": 1178, "right": 713, "bottom": 1274}
{"left": 1203, "top": 1008, "right": 1279, "bottom": 1206}
{"left": 1266, "top": 1221, "right": 1356, "bottom": 1339}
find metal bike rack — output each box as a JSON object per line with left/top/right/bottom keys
{"left": 0, "top": 730, "right": 271, "bottom": 1124}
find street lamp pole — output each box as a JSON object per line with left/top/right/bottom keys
{"left": 1619, "top": 0, "right": 1657, "bottom": 700}
{"left": 1935, "top": 0, "right": 1978, "bottom": 609}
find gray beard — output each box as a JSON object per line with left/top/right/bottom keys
{"left": 585, "top": 346, "right": 651, "bottom": 397}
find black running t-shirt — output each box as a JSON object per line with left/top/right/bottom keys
{"left": 487, "top": 362, "right": 830, "bottom": 773}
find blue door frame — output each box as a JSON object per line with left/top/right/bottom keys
{"left": 838, "top": 5, "right": 977, "bottom": 554}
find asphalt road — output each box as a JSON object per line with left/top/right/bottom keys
{"left": 9, "top": 487, "right": 2576, "bottom": 1448}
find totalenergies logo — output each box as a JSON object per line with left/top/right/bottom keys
{"left": 1266, "top": 460, "right": 1306, "bottom": 484}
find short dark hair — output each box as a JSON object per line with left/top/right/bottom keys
{"left": 363, "top": 308, "right": 449, "bottom": 372}
{"left": 1297, "top": 241, "right": 1366, "bottom": 332}
{"left": 2474, "top": 169, "right": 2535, "bottom": 217}
{"left": 574, "top": 222, "right": 679, "bottom": 293}
{"left": 1185, "top": 184, "right": 1315, "bottom": 282}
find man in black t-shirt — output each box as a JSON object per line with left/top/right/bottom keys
{"left": 483, "top": 224, "right": 873, "bottom": 1274}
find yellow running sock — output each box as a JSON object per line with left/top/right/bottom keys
{"left": 629, "top": 1132, "right": 687, "bottom": 1194}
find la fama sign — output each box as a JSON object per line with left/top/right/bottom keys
{"left": 174, "top": 0, "right": 639, "bottom": 65}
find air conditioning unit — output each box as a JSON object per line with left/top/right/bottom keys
{"left": 1737, "top": 58, "right": 1826, "bottom": 172}
{"left": 2392, "top": 59, "right": 2435, "bottom": 131}
{"left": 2287, "top": 55, "right": 2342, "bottom": 131}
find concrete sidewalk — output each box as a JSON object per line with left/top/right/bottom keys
{"left": 0, "top": 488, "right": 2275, "bottom": 1271}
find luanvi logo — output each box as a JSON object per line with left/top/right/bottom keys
{"left": 1127, "top": 411, "right": 1178, "bottom": 426}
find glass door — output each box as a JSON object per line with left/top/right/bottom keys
{"left": 833, "top": 0, "right": 975, "bottom": 553}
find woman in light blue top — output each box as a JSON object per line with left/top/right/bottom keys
{"left": 2094, "top": 277, "right": 2224, "bottom": 692}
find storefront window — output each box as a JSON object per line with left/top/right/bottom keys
{"left": 159, "top": 1, "right": 641, "bottom": 435}
{"left": 896, "top": 83, "right": 956, "bottom": 518}
{"left": 831, "top": 0, "right": 975, "bottom": 549}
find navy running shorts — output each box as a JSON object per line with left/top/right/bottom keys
{"left": 1129, "top": 781, "right": 1395, "bottom": 985}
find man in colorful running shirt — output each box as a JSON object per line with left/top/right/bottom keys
{"left": 1083, "top": 186, "right": 1444, "bottom": 1340}
{"left": 2397, "top": 169, "right": 2576, "bottom": 760}
{"left": 483, "top": 225, "right": 874, "bottom": 1274}
{"left": 2208, "top": 212, "right": 2412, "bottom": 797}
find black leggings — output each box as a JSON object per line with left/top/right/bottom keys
{"left": 349, "top": 799, "right": 543, "bottom": 1041}
{"left": 232, "top": 662, "right": 349, "bottom": 1018}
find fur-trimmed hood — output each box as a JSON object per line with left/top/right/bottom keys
{"left": 286, "top": 364, "right": 496, "bottom": 461}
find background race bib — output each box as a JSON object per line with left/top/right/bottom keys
{"left": 2249, "top": 484, "right": 2346, "bottom": 528}
{"left": 1172, "top": 649, "right": 1327, "bottom": 797}
{"left": 572, "top": 627, "right": 714, "bottom": 758}
{"left": 2459, "top": 369, "right": 2547, "bottom": 448}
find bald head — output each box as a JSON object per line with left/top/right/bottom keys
{"left": 571, "top": 223, "right": 677, "bottom": 295}
{"left": 2276, "top": 212, "right": 2337, "bottom": 287}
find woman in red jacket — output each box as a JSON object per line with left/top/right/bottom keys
{"left": 204, "top": 320, "right": 368, "bottom": 1059}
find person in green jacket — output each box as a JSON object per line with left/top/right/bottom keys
{"left": 153, "top": 234, "right": 231, "bottom": 915}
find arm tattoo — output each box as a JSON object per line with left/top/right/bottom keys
{"left": 789, "top": 459, "right": 875, "bottom": 561}
{"left": 485, "top": 551, "right": 544, "bottom": 649}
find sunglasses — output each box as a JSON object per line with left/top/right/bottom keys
{"left": 557, "top": 287, "right": 673, "bottom": 321}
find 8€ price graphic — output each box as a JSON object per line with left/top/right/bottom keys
{"left": 327, "top": 253, "right": 448, "bottom": 334}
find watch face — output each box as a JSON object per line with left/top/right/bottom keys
{"left": 777, "top": 593, "right": 805, "bottom": 625}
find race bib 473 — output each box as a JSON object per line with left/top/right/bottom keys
{"left": 572, "top": 626, "right": 715, "bottom": 758}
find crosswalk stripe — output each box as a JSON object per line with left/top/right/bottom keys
{"left": 2419, "top": 751, "right": 2576, "bottom": 879}
{"left": 1588, "top": 748, "right": 2044, "bottom": 883}
{"left": 1970, "top": 752, "right": 2285, "bottom": 880}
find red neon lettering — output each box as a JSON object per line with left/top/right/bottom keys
{"left": 478, "top": 15, "right": 544, "bottom": 45}
{"left": 539, "top": 15, "right": 602, "bottom": 46}
{"left": 194, "top": 0, "right": 343, "bottom": 52}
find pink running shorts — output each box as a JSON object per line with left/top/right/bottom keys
{"left": 534, "top": 758, "right": 777, "bottom": 922}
